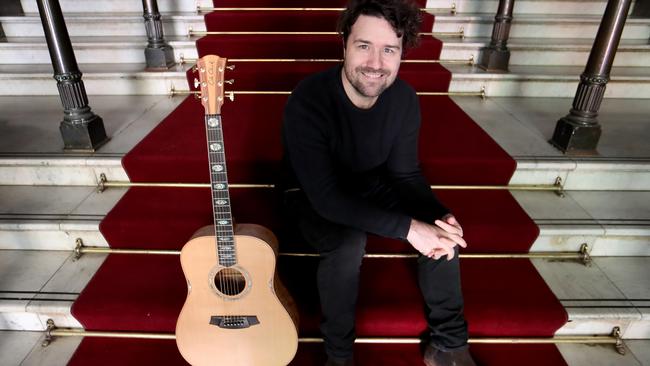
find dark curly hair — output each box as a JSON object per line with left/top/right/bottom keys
{"left": 337, "top": 0, "right": 423, "bottom": 51}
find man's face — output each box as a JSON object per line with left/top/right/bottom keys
{"left": 342, "top": 14, "right": 403, "bottom": 108}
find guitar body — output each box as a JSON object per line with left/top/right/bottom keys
{"left": 176, "top": 224, "right": 299, "bottom": 366}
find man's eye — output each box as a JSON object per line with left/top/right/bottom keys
{"left": 359, "top": 44, "right": 369, "bottom": 50}
{"left": 384, "top": 48, "right": 395, "bottom": 54}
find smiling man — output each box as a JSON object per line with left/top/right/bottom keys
{"left": 280, "top": 1, "right": 476, "bottom": 365}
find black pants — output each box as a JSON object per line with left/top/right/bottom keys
{"left": 282, "top": 185, "right": 469, "bottom": 359}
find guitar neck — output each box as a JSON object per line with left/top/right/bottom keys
{"left": 205, "top": 114, "right": 236, "bottom": 267}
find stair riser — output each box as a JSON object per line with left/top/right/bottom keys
{"left": 0, "top": 303, "right": 81, "bottom": 331}
{"left": 15, "top": 0, "right": 619, "bottom": 16}
{"left": 2, "top": 160, "right": 650, "bottom": 190}
{"left": 451, "top": 78, "right": 649, "bottom": 98}
{"left": 0, "top": 43, "right": 197, "bottom": 65}
{"left": 0, "top": 17, "right": 205, "bottom": 38}
{"left": 19, "top": 0, "right": 212, "bottom": 13}
{"left": 3, "top": 16, "right": 648, "bottom": 40}
{"left": 1, "top": 220, "right": 648, "bottom": 256}
{"left": 1, "top": 72, "right": 648, "bottom": 98}
{"left": 441, "top": 47, "right": 650, "bottom": 67}
{"left": 3, "top": 43, "right": 647, "bottom": 68}
{"left": 0, "top": 222, "right": 107, "bottom": 251}
{"left": 434, "top": 18, "right": 650, "bottom": 40}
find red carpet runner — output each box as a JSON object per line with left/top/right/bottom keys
{"left": 69, "top": 1, "right": 569, "bottom": 364}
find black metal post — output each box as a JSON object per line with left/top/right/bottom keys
{"left": 550, "top": 0, "right": 633, "bottom": 155}
{"left": 143, "top": 0, "right": 175, "bottom": 70}
{"left": 36, "top": 0, "right": 108, "bottom": 152}
{"left": 478, "top": 0, "right": 515, "bottom": 71}
{"left": 0, "top": 0, "right": 23, "bottom": 15}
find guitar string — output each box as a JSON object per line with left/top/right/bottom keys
{"left": 208, "top": 116, "right": 234, "bottom": 324}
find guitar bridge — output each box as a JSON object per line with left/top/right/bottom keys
{"left": 210, "top": 316, "right": 260, "bottom": 329}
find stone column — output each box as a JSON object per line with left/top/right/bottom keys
{"left": 550, "top": 0, "right": 633, "bottom": 155}
{"left": 478, "top": 0, "right": 515, "bottom": 71}
{"left": 142, "top": 0, "right": 175, "bottom": 70}
{"left": 36, "top": 0, "right": 108, "bottom": 151}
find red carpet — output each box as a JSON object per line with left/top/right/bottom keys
{"left": 69, "top": 338, "right": 567, "bottom": 366}
{"left": 69, "top": 1, "right": 568, "bottom": 365}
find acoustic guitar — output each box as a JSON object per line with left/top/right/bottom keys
{"left": 175, "top": 55, "right": 299, "bottom": 366}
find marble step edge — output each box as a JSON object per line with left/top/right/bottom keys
{"left": 0, "top": 290, "right": 647, "bottom": 340}
{"left": 2, "top": 157, "right": 650, "bottom": 190}
{"left": 19, "top": 0, "right": 213, "bottom": 14}
{"left": 2, "top": 38, "right": 649, "bottom": 67}
{"left": 1, "top": 216, "right": 648, "bottom": 256}
{"left": 1, "top": 13, "right": 648, "bottom": 39}
{"left": 16, "top": 0, "right": 621, "bottom": 15}
{"left": 1, "top": 67, "right": 649, "bottom": 97}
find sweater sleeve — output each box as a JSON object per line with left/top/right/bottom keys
{"left": 386, "top": 91, "right": 450, "bottom": 222}
{"left": 283, "top": 93, "right": 412, "bottom": 240}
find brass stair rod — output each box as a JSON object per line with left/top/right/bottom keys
{"left": 170, "top": 89, "right": 485, "bottom": 98}
{"left": 97, "top": 175, "right": 562, "bottom": 192}
{"left": 74, "top": 240, "right": 591, "bottom": 263}
{"left": 46, "top": 328, "right": 618, "bottom": 345}
{"left": 188, "top": 30, "right": 464, "bottom": 38}
{"left": 196, "top": 5, "right": 457, "bottom": 15}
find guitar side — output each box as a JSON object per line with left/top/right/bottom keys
{"left": 176, "top": 224, "right": 299, "bottom": 366}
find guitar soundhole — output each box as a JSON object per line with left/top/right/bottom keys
{"left": 214, "top": 268, "right": 247, "bottom": 296}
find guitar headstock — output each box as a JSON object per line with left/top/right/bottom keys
{"left": 195, "top": 55, "right": 230, "bottom": 115}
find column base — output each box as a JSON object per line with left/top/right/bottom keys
{"left": 60, "top": 114, "right": 109, "bottom": 152}
{"left": 145, "top": 45, "right": 176, "bottom": 71}
{"left": 477, "top": 47, "right": 510, "bottom": 72}
{"left": 549, "top": 117, "right": 602, "bottom": 156}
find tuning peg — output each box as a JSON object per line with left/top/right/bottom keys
{"left": 194, "top": 78, "right": 200, "bottom": 88}
{"left": 226, "top": 65, "right": 236, "bottom": 71}
{"left": 224, "top": 79, "right": 234, "bottom": 85}
{"left": 191, "top": 65, "right": 198, "bottom": 73}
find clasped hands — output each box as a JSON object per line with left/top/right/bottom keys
{"left": 406, "top": 214, "right": 467, "bottom": 261}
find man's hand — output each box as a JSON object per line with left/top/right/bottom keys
{"left": 435, "top": 214, "right": 463, "bottom": 237}
{"left": 406, "top": 219, "right": 467, "bottom": 261}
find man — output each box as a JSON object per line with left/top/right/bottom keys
{"left": 280, "top": 0, "right": 476, "bottom": 365}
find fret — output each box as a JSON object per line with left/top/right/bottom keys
{"left": 205, "top": 114, "right": 237, "bottom": 266}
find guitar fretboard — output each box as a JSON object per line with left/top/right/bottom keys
{"left": 205, "top": 114, "right": 236, "bottom": 267}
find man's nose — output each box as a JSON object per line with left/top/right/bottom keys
{"left": 366, "top": 49, "right": 382, "bottom": 69}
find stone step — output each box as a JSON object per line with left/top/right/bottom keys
{"left": 13, "top": 0, "right": 624, "bottom": 16}
{"left": 1, "top": 63, "right": 648, "bottom": 97}
{"left": 433, "top": 14, "right": 650, "bottom": 40}
{"left": 2, "top": 331, "right": 649, "bottom": 366}
{"left": 1, "top": 13, "right": 649, "bottom": 40}
{"left": 0, "top": 249, "right": 647, "bottom": 346}
{"left": 0, "top": 13, "right": 205, "bottom": 38}
{"left": 0, "top": 186, "right": 648, "bottom": 255}
{"left": 17, "top": 0, "right": 213, "bottom": 14}
{"left": 2, "top": 36, "right": 649, "bottom": 68}
{"left": 3, "top": 155, "right": 650, "bottom": 191}
{"left": 0, "top": 36, "right": 197, "bottom": 65}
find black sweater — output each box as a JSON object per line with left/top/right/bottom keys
{"left": 280, "top": 66, "right": 449, "bottom": 240}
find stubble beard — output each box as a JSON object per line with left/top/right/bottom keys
{"left": 343, "top": 64, "right": 392, "bottom": 99}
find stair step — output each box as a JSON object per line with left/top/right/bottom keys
{"left": 433, "top": 14, "right": 650, "bottom": 40}
{"left": 0, "top": 250, "right": 647, "bottom": 341}
{"left": 18, "top": 0, "right": 213, "bottom": 13}
{"left": 13, "top": 0, "right": 622, "bottom": 16}
{"left": 2, "top": 13, "right": 648, "bottom": 40}
{"left": 2, "top": 36, "right": 648, "bottom": 67}
{"left": 0, "top": 186, "right": 648, "bottom": 255}
{"left": 0, "top": 36, "right": 197, "bottom": 65}
{"left": 0, "top": 13, "right": 205, "bottom": 38}
{"left": 1, "top": 63, "right": 648, "bottom": 97}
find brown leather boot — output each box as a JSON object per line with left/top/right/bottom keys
{"left": 325, "top": 355, "right": 355, "bottom": 366}
{"left": 423, "top": 344, "right": 477, "bottom": 366}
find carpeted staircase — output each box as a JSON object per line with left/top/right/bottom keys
{"left": 67, "top": 1, "right": 570, "bottom": 364}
